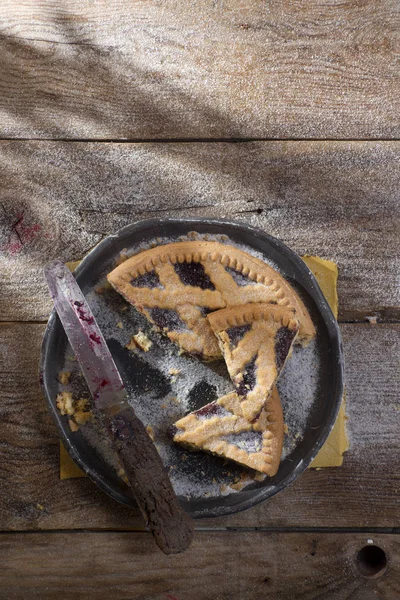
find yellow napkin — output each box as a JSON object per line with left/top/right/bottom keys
{"left": 60, "top": 256, "right": 348, "bottom": 479}
{"left": 302, "top": 257, "right": 348, "bottom": 468}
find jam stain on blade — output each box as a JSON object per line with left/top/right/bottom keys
{"left": 150, "top": 308, "right": 187, "bottom": 332}
{"left": 275, "top": 327, "right": 297, "bottom": 370}
{"left": 89, "top": 333, "right": 101, "bottom": 344}
{"left": 131, "top": 271, "right": 162, "bottom": 288}
{"left": 187, "top": 380, "right": 218, "bottom": 412}
{"left": 174, "top": 261, "right": 215, "bottom": 290}
{"left": 226, "top": 324, "right": 251, "bottom": 347}
{"left": 107, "top": 339, "right": 171, "bottom": 400}
{"left": 74, "top": 301, "right": 94, "bottom": 325}
{"left": 236, "top": 356, "right": 257, "bottom": 397}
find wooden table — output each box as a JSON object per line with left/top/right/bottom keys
{"left": 1, "top": 2, "right": 399, "bottom": 598}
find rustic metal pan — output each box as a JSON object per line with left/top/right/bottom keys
{"left": 41, "top": 218, "right": 344, "bottom": 518}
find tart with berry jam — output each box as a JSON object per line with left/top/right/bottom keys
{"left": 207, "top": 304, "right": 299, "bottom": 422}
{"left": 107, "top": 241, "right": 314, "bottom": 360}
{"left": 169, "top": 387, "right": 283, "bottom": 476}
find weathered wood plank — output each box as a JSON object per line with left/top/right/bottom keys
{"left": 0, "top": 1, "right": 399, "bottom": 139}
{"left": 1, "top": 141, "right": 399, "bottom": 322}
{"left": 1, "top": 531, "right": 399, "bottom": 599}
{"left": 0, "top": 322, "right": 399, "bottom": 531}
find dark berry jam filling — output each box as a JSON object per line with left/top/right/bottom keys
{"left": 131, "top": 271, "right": 162, "bottom": 288}
{"left": 150, "top": 308, "right": 187, "bottom": 331}
{"left": 226, "top": 324, "right": 251, "bottom": 347}
{"left": 167, "top": 424, "right": 179, "bottom": 439}
{"left": 174, "top": 261, "right": 215, "bottom": 290}
{"left": 196, "top": 402, "right": 230, "bottom": 419}
{"left": 275, "top": 326, "right": 297, "bottom": 370}
{"left": 236, "top": 356, "right": 258, "bottom": 396}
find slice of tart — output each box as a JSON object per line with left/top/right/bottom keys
{"left": 170, "top": 388, "right": 283, "bottom": 476}
{"left": 107, "top": 241, "right": 315, "bottom": 360}
{"left": 207, "top": 304, "right": 299, "bottom": 422}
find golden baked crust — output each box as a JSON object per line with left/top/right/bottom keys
{"left": 107, "top": 241, "right": 315, "bottom": 360}
{"left": 172, "top": 388, "right": 283, "bottom": 476}
{"left": 208, "top": 304, "right": 299, "bottom": 422}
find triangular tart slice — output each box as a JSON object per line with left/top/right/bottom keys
{"left": 170, "top": 388, "right": 283, "bottom": 476}
{"left": 207, "top": 304, "right": 299, "bottom": 422}
{"left": 107, "top": 241, "right": 315, "bottom": 360}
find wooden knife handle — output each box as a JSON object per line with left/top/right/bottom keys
{"left": 106, "top": 407, "right": 194, "bottom": 555}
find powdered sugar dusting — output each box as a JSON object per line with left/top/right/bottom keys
{"left": 56, "top": 231, "right": 321, "bottom": 500}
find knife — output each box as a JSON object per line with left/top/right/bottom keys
{"left": 44, "top": 260, "right": 194, "bottom": 555}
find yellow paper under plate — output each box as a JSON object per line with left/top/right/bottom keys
{"left": 60, "top": 255, "right": 348, "bottom": 479}
{"left": 302, "top": 256, "right": 348, "bottom": 468}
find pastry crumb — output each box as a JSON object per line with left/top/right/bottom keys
{"left": 253, "top": 471, "right": 266, "bottom": 482}
{"left": 115, "top": 248, "right": 129, "bottom": 266}
{"left": 116, "top": 321, "right": 123, "bottom": 329}
{"left": 170, "top": 396, "right": 180, "bottom": 405}
{"left": 56, "top": 392, "right": 74, "bottom": 416}
{"left": 117, "top": 468, "right": 129, "bottom": 484}
{"left": 230, "top": 480, "right": 245, "bottom": 491}
{"left": 58, "top": 371, "right": 71, "bottom": 385}
{"left": 68, "top": 418, "right": 79, "bottom": 432}
{"left": 134, "top": 331, "right": 152, "bottom": 351}
{"left": 169, "top": 368, "right": 181, "bottom": 376}
{"left": 57, "top": 393, "right": 92, "bottom": 431}
{"left": 75, "top": 398, "right": 89, "bottom": 412}
{"left": 160, "top": 403, "right": 167, "bottom": 409}
{"left": 365, "top": 315, "right": 378, "bottom": 324}
{"left": 146, "top": 425, "right": 155, "bottom": 441}
{"left": 126, "top": 331, "right": 152, "bottom": 352}
{"left": 125, "top": 336, "right": 137, "bottom": 351}
{"left": 284, "top": 423, "right": 289, "bottom": 434}
{"left": 219, "top": 484, "right": 228, "bottom": 494}
{"left": 95, "top": 281, "right": 112, "bottom": 294}
{"left": 74, "top": 411, "right": 92, "bottom": 425}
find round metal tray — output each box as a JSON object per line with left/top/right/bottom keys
{"left": 41, "top": 218, "right": 344, "bottom": 518}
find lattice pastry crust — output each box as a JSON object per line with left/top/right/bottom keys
{"left": 208, "top": 304, "right": 299, "bottom": 421}
{"left": 107, "top": 241, "right": 315, "bottom": 360}
{"left": 171, "top": 388, "right": 284, "bottom": 476}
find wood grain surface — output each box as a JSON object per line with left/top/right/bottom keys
{"left": 1, "top": 531, "right": 399, "bottom": 599}
{"left": 0, "top": 1, "right": 399, "bottom": 139}
{"left": 1, "top": 1, "right": 399, "bottom": 596}
{"left": 1, "top": 141, "right": 399, "bottom": 322}
{"left": 1, "top": 322, "right": 398, "bottom": 531}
